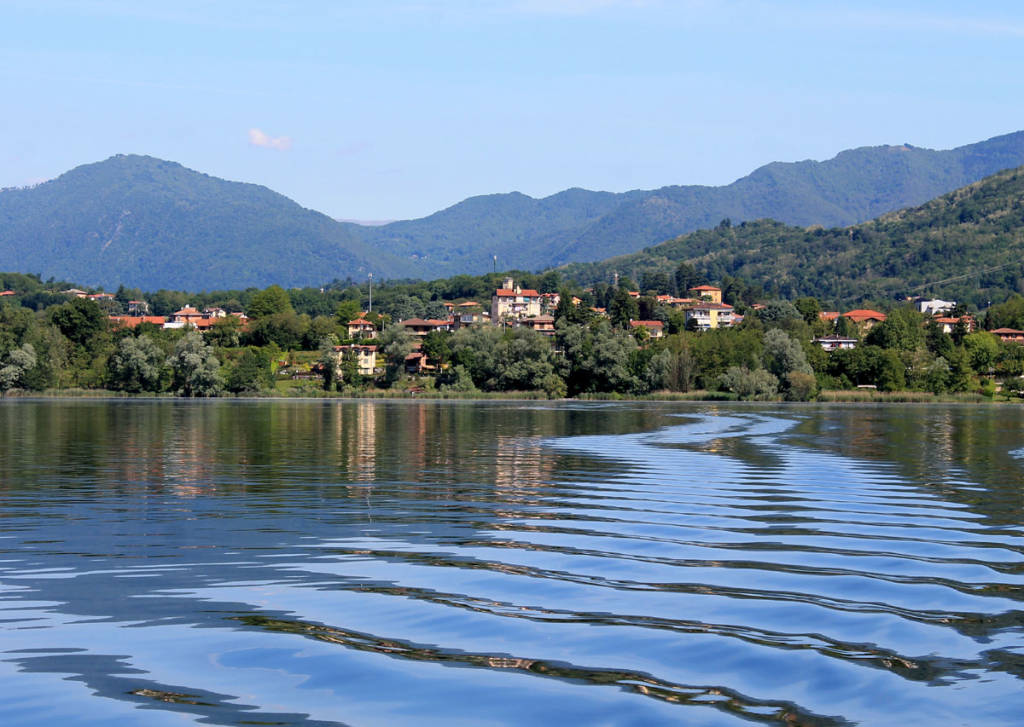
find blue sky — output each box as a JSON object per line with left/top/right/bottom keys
{"left": 2, "top": 0, "right": 1023, "bottom": 220}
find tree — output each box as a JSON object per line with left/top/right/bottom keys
{"left": 49, "top": 298, "right": 108, "bottom": 351}
{"left": 608, "top": 288, "right": 638, "bottom": 329}
{"left": 422, "top": 331, "right": 452, "bottom": 366}
{"left": 794, "top": 297, "right": 822, "bottom": 325}
{"left": 205, "top": 316, "right": 242, "bottom": 347}
{"left": 762, "top": 329, "right": 813, "bottom": 378}
{"left": 377, "top": 324, "right": 415, "bottom": 383}
{"left": 108, "top": 335, "right": 165, "bottom": 392}
{"left": 226, "top": 348, "right": 273, "bottom": 393}
{"left": 718, "top": 366, "right": 778, "bottom": 400}
{"left": 0, "top": 343, "right": 36, "bottom": 393}
{"left": 168, "top": 332, "right": 223, "bottom": 397}
{"left": 247, "top": 285, "right": 293, "bottom": 319}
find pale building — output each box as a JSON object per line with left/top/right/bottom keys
{"left": 491, "top": 277, "right": 541, "bottom": 322}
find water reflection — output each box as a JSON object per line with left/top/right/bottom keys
{"left": 0, "top": 401, "right": 1023, "bottom": 726}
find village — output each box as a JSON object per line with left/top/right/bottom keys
{"left": 17, "top": 274, "right": 1016, "bottom": 392}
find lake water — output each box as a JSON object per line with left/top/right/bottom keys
{"left": 1, "top": 400, "right": 1023, "bottom": 726}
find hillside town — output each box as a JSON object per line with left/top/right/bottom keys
{"left": 1, "top": 269, "right": 1021, "bottom": 401}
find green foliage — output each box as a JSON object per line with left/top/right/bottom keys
{"left": 562, "top": 165, "right": 1024, "bottom": 310}
{"left": 0, "top": 343, "right": 36, "bottom": 392}
{"left": 248, "top": 285, "right": 293, "bottom": 318}
{"left": 168, "top": 332, "right": 223, "bottom": 397}
{"left": 108, "top": 335, "right": 165, "bottom": 392}
{"left": 718, "top": 366, "right": 778, "bottom": 400}
{"left": 226, "top": 348, "right": 273, "bottom": 393}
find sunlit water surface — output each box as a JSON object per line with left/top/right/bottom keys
{"left": 1, "top": 400, "right": 1023, "bottom": 726}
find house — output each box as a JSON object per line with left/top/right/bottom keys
{"left": 126, "top": 300, "right": 149, "bottom": 315}
{"left": 87, "top": 293, "right": 115, "bottom": 302}
{"left": 0, "top": 290, "right": 15, "bottom": 297}
{"left": 819, "top": 311, "right": 840, "bottom": 323}
{"left": 399, "top": 318, "right": 453, "bottom": 336}
{"left": 917, "top": 298, "right": 956, "bottom": 316}
{"left": 688, "top": 285, "right": 723, "bottom": 304}
{"left": 491, "top": 277, "right": 541, "bottom": 322}
{"left": 814, "top": 335, "right": 857, "bottom": 352}
{"left": 404, "top": 351, "right": 436, "bottom": 374}
{"left": 629, "top": 320, "right": 665, "bottom": 339}
{"left": 62, "top": 288, "right": 88, "bottom": 298}
{"left": 991, "top": 328, "right": 1024, "bottom": 343}
{"left": 540, "top": 292, "right": 560, "bottom": 313}
{"left": 109, "top": 315, "right": 168, "bottom": 329}
{"left": 203, "top": 307, "right": 227, "bottom": 318}
{"left": 934, "top": 316, "right": 974, "bottom": 334}
{"left": 347, "top": 317, "right": 378, "bottom": 340}
{"left": 842, "top": 309, "right": 887, "bottom": 330}
{"left": 518, "top": 315, "right": 556, "bottom": 336}
{"left": 331, "top": 344, "right": 378, "bottom": 377}
{"left": 685, "top": 303, "right": 735, "bottom": 330}
{"left": 163, "top": 306, "right": 218, "bottom": 330}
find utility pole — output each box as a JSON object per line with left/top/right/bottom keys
{"left": 493, "top": 255, "right": 497, "bottom": 274}
{"left": 367, "top": 273, "right": 373, "bottom": 313}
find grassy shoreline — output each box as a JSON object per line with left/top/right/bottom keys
{"left": 1, "top": 387, "right": 1013, "bottom": 404}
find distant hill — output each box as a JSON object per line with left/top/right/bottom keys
{"left": 559, "top": 165, "right": 1024, "bottom": 310}
{"left": 4, "top": 131, "right": 1024, "bottom": 290}
{"left": 0, "top": 155, "right": 417, "bottom": 290}
{"left": 360, "top": 130, "right": 1024, "bottom": 277}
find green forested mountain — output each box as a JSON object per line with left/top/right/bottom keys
{"left": 360, "top": 130, "right": 1024, "bottom": 275}
{"left": 560, "top": 165, "right": 1024, "bottom": 310}
{"left": 4, "top": 131, "right": 1024, "bottom": 291}
{"left": 0, "top": 155, "right": 418, "bottom": 290}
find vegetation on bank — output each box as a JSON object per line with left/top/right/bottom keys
{"left": 4, "top": 269, "right": 1024, "bottom": 403}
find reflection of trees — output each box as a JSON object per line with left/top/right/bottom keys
{"left": 789, "top": 406, "right": 1024, "bottom": 525}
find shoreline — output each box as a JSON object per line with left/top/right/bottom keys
{"left": 0, "top": 388, "right": 1008, "bottom": 405}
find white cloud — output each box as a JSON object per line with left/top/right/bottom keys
{"left": 248, "top": 128, "right": 292, "bottom": 151}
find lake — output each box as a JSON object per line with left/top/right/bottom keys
{"left": 1, "top": 400, "right": 1022, "bottom": 726}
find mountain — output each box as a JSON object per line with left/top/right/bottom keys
{"left": 0, "top": 155, "right": 417, "bottom": 291}
{"left": 4, "top": 130, "right": 1024, "bottom": 291}
{"left": 358, "top": 131, "right": 1024, "bottom": 277}
{"left": 558, "top": 165, "right": 1024, "bottom": 310}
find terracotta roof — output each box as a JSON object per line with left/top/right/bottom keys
{"left": 690, "top": 303, "right": 734, "bottom": 310}
{"left": 495, "top": 288, "right": 540, "bottom": 297}
{"left": 843, "top": 309, "right": 887, "bottom": 322}
{"left": 173, "top": 306, "right": 203, "bottom": 316}
{"left": 457, "top": 301, "right": 481, "bottom": 307}
{"left": 819, "top": 311, "right": 840, "bottom": 321}
{"left": 400, "top": 318, "right": 451, "bottom": 327}
{"left": 0, "top": 290, "right": 15, "bottom": 296}
{"left": 347, "top": 318, "right": 374, "bottom": 326}
{"left": 108, "top": 315, "right": 167, "bottom": 328}
{"left": 991, "top": 328, "right": 1024, "bottom": 334}
{"left": 689, "top": 285, "right": 721, "bottom": 292}
{"left": 630, "top": 320, "right": 664, "bottom": 328}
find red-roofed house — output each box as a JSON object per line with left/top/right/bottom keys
{"left": 109, "top": 315, "right": 168, "bottom": 329}
{"left": 347, "top": 318, "right": 377, "bottom": 339}
{"left": 518, "top": 315, "right": 556, "bottom": 336}
{"left": 629, "top": 320, "right": 665, "bottom": 339}
{"left": 842, "top": 309, "right": 887, "bottom": 330}
{"left": 934, "top": 316, "right": 975, "bottom": 334}
{"left": 819, "top": 311, "right": 840, "bottom": 322}
{"left": 991, "top": 328, "right": 1024, "bottom": 343}
{"left": 491, "top": 277, "right": 541, "bottom": 321}
{"left": 400, "top": 318, "right": 453, "bottom": 336}
{"left": 331, "top": 344, "right": 379, "bottom": 376}
{"left": 688, "top": 285, "right": 722, "bottom": 304}
{"left": 0, "top": 290, "right": 15, "bottom": 297}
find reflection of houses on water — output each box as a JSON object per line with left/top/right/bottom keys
{"left": 493, "top": 435, "right": 555, "bottom": 497}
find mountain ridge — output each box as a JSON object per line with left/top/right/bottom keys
{"left": 4, "top": 130, "right": 1024, "bottom": 290}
